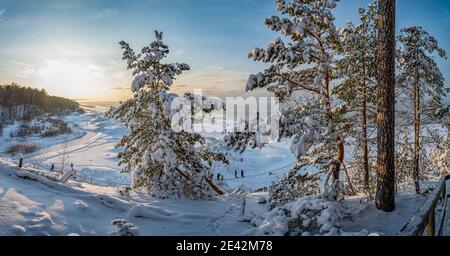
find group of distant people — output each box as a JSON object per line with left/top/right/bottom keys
{"left": 215, "top": 170, "right": 245, "bottom": 181}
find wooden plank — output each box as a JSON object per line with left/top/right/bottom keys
{"left": 426, "top": 206, "right": 436, "bottom": 236}
{"left": 442, "top": 180, "right": 450, "bottom": 236}
{"left": 437, "top": 181, "right": 448, "bottom": 236}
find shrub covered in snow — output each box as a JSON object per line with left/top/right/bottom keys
{"left": 252, "top": 195, "right": 345, "bottom": 236}
{"left": 8, "top": 118, "right": 71, "bottom": 138}
{"left": 118, "top": 185, "right": 132, "bottom": 197}
{"left": 6, "top": 143, "right": 37, "bottom": 155}
{"left": 111, "top": 219, "right": 139, "bottom": 236}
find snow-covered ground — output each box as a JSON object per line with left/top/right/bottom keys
{"left": 0, "top": 158, "right": 258, "bottom": 236}
{"left": 0, "top": 106, "right": 445, "bottom": 236}
{"left": 341, "top": 189, "right": 431, "bottom": 235}
{"left": 1, "top": 157, "right": 441, "bottom": 236}
{"left": 0, "top": 106, "right": 296, "bottom": 235}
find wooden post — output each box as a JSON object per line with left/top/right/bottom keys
{"left": 241, "top": 195, "right": 246, "bottom": 215}
{"left": 442, "top": 184, "right": 447, "bottom": 207}
{"left": 442, "top": 180, "right": 447, "bottom": 206}
{"left": 438, "top": 182, "right": 447, "bottom": 236}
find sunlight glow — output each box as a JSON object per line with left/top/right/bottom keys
{"left": 36, "top": 59, "right": 106, "bottom": 99}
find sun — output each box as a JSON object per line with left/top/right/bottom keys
{"left": 36, "top": 58, "right": 106, "bottom": 99}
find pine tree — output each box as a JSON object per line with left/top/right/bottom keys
{"left": 107, "top": 31, "right": 227, "bottom": 199}
{"left": 397, "top": 26, "right": 448, "bottom": 194}
{"left": 334, "top": 1, "right": 377, "bottom": 196}
{"left": 429, "top": 129, "right": 450, "bottom": 176}
{"left": 395, "top": 128, "right": 414, "bottom": 187}
{"left": 240, "top": 0, "right": 347, "bottom": 204}
{"left": 375, "top": 0, "right": 396, "bottom": 212}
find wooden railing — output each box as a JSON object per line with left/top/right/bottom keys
{"left": 398, "top": 174, "right": 450, "bottom": 236}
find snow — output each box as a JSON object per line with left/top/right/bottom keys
{"left": 0, "top": 105, "right": 446, "bottom": 236}
{"left": 250, "top": 195, "right": 345, "bottom": 236}
{"left": 0, "top": 115, "right": 86, "bottom": 157}
{"left": 0, "top": 160, "right": 257, "bottom": 235}
{"left": 0, "top": 106, "right": 297, "bottom": 235}
{"left": 0, "top": 108, "right": 130, "bottom": 187}
{"left": 342, "top": 194, "right": 427, "bottom": 236}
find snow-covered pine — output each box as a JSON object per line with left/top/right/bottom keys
{"left": 333, "top": 1, "right": 377, "bottom": 195}
{"left": 428, "top": 129, "right": 450, "bottom": 176}
{"left": 395, "top": 129, "right": 414, "bottom": 186}
{"left": 224, "top": 117, "right": 266, "bottom": 154}
{"left": 107, "top": 31, "right": 227, "bottom": 200}
{"left": 397, "top": 26, "right": 448, "bottom": 193}
{"left": 435, "top": 103, "right": 450, "bottom": 124}
{"left": 240, "top": 0, "right": 346, "bottom": 204}
{"left": 227, "top": 0, "right": 352, "bottom": 236}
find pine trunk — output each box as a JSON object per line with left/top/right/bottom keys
{"left": 324, "top": 68, "right": 342, "bottom": 183}
{"left": 333, "top": 141, "right": 345, "bottom": 182}
{"left": 413, "top": 73, "right": 421, "bottom": 194}
{"left": 361, "top": 62, "right": 370, "bottom": 196}
{"left": 375, "top": 0, "right": 396, "bottom": 212}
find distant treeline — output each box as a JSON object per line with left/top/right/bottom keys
{"left": 0, "top": 83, "right": 82, "bottom": 122}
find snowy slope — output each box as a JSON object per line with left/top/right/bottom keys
{"left": 0, "top": 159, "right": 259, "bottom": 236}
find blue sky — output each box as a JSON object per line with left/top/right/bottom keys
{"left": 0, "top": 0, "right": 449, "bottom": 100}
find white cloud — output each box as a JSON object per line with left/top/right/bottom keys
{"left": 0, "top": 9, "right": 5, "bottom": 23}
{"left": 172, "top": 66, "right": 250, "bottom": 97}
{"left": 173, "top": 49, "right": 187, "bottom": 56}
{"left": 10, "top": 60, "right": 37, "bottom": 77}
{"left": 51, "top": 2, "right": 78, "bottom": 10}
{"left": 0, "top": 11, "right": 46, "bottom": 28}
{"left": 91, "top": 8, "right": 118, "bottom": 19}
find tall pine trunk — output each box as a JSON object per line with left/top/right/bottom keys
{"left": 413, "top": 73, "right": 421, "bottom": 194}
{"left": 361, "top": 62, "right": 371, "bottom": 196}
{"left": 375, "top": 0, "right": 396, "bottom": 212}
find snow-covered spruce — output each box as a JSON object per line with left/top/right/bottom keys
{"left": 107, "top": 31, "right": 227, "bottom": 200}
